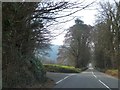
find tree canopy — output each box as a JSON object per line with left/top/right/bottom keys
{"left": 57, "top": 19, "right": 92, "bottom": 68}
{"left": 2, "top": 1, "right": 93, "bottom": 87}
{"left": 93, "top": 1, "right": 120, "bottom": 69}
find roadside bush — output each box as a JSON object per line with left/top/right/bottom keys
{"left": 2, "top": 56, "right": 47, "bottom": 88}
{"left": 2, "top": 58, "right": 35, "bottom": 87}
{"left": 30, "top": 57, "right": 46, "bottom": 82}
{"left": 81, "top": 67, "right": 88, "bottom": 71}
{"left": 96, "top": 68, "right": 106, "bottom": 73}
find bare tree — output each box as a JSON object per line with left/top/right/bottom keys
{"left": 94, "top": 1, "right": 120, "bottom": 69}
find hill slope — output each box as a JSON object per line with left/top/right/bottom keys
{"left": 47, "top": 45, "right": 60, "bottom": 62}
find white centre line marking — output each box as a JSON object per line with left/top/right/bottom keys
{"left": 92, "top": 72, "right": 97, "bottom": 78}
{"left": 98, "top": 80, "right": 112, "bottom": 90}
{"left": 56, "top": 79, "right": 64, "bottom": 84}
{"left": 92, "top": 71, "right": 111, "bottom": 90}
{"left": 93, "top": 74, "right": 97, "bottom": 78}
{"left": 55, "top": 75, "right": 73, "bottom": 84}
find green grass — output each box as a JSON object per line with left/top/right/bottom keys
{"left": 43, "top": 64, "right": 81, "bottom": 73}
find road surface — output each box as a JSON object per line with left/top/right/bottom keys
{"left": 46, "top": 69, "right": 119, "bottom": 89}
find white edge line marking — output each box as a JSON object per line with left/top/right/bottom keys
{"left": 55, "top": 75, "right": 73, "bottom": 84}
{"left": 98, "top": 80, "right": 112, "bottom": 90}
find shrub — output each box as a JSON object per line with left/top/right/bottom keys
{"left": 81, "top": 67, "right": 88, "bottom": 71}
{"left": 30, "top": 58, "right": 46, "bottom": 82}
{"left": 96, "top": 68, "right": 106, "bottom": 73}
{"left": 2, "top": 56, "right": 47, "bottom": 88}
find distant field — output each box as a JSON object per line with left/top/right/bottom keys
{"left": 43, "top": 64, "right": 81, "bottom": 73}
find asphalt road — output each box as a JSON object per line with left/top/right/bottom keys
{"left": 46, "top": 69, "right": 119, "bottom": 89}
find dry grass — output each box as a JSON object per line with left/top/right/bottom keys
{"left": 105, "top": 69, "right": 118, "bottom": 78}
{"left": 41, "top": 78, "right": 55, "bottom": 88}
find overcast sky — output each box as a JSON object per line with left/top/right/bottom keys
{"left": 50, "top": 0, "right": 118, "bottom": 45}
{"left": 4, "top": 0, "right": 116, "bottom": 45}
{"left": 50, "top": 0, "right": 97, "bottom": 45}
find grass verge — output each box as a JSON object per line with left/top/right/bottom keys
{"left": 44, "top": 64, "right": 81, "bottom": 73}
{"left": 105, "top": 69, "right": 118, "bottom": 79}
{"left": 96, "top": 68, "right": 119, "bottom": 79}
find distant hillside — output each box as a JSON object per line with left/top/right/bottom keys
{"left": 47, "top": 45, "right": 60, "bottom": 62}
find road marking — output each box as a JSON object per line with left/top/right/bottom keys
{"left": 81, "top": 72, "right": 91, "bottom": 74}
{"left": 93, "top": 74, "right": 97, "bottom": 78}
{"left": 92, "top": 72, "right": 97, "bottom": 78}
{"left": 92, "top": 72, "right": 111, "bottom": 90}
{"left": 98, "top": 80, "right": 112, "bottom": 90}
{"left": 55, "top": 75, "right": 73, "bottom": 84}
{"left": 92, "top": 71, "right": 94, "bottom": 75}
